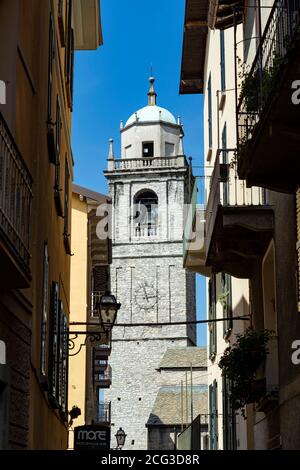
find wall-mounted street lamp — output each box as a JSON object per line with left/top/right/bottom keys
{"left": 68, "top": 292, "right": 121, "bottom": 356}
{"left": 68, "top": 405, "right": 81, "bottom": 427}
{"left": 115, "top": 427, "right": 127, "bottom": 449}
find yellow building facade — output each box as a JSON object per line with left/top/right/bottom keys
{"left": 0, "top": 0, "right": 102, "bottom": 449}
{"left": 68, "top": 185, "right": 112, "bottom": 449}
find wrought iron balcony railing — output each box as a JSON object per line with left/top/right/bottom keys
{"left": 94, "top": 364, "right": 112, "bottom": 385}
{"left": 90, "top": 290, "right": 106, "bottom": 316}
{"left": 206, "top": 156, "right": 268, "bottom": 244}
{"left": 95, "top": 401, "right": 111, "bottom": 424}
{"left": 237, "top": 0, "right": 300, "bottom": 152}
{"left": 0, "top": 112, "right": 33, "bottom": 272}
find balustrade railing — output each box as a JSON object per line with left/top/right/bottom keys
{"left": 0, "top": 112, "right": 32, "bottom": 269}
{"left": 112, "top": 155, "right": 188, "bottom": 171}
{"left": 134, "top": 223, "right": 157, "bottom": 238}
{"left": 237, "top": 0, "right": 300, "bottom": 151}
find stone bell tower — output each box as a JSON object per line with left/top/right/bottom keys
{"left": 104, "top": 77, "right": 196, "bottom": 450}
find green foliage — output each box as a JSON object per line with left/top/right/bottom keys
{"left": 218, "top": 290, "right": 229, "bottom": 308}
{"left": 239, "top": 51, "right": 286, "bottom": 114}
{"left": 218, "top": 328, "right": 273, "bottom": 416}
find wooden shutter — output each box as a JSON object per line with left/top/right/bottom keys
{"left": 209, "top": 380, "right": 218, "bottom": 450}
{"left": 296, "top": 188, "right": 300, "bottom": 312}
{"left": 41, "top": 243, "right": 49, "bottom": 376}
{"left": 49, "top": 282, "right": 59, "bottom": 402}
{"left": 222, "top": 375, "right": 236, "bottom": 450}
{"left": 209, "top": 384, "right": 214, "bottom": 450}
{"left": 220, "top": 30, "right": 226, "bottom": 92}
{"left": 209, "top": 275, "right": 217, "bottom": 358}
{"left": 93, "top": 265, "right": 109, "bottom": 294}
{"left": 47, "top": 14, "right": 54, "bottom": 121}
{"left": 213, "top": 380, "right": 218, "bottom": 450}
{"left": 222, "top": 273, "right": 233, "bottom": 336}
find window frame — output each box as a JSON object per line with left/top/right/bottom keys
{"left": 40, "top": 243, "right": 49, "bottom": 378}
{"left": 48, "top": 281, "right": 60, "bottom": 405}
{"left": 221, "top": 123, "right": 229, "bottom": 205}
{"left": 220, "top": 30, "right": 226, "bottom": 92}
{"left": 209, "top": 380, "right": 218, "bottom": 450}
{"left": 222, "top": 375, "right": 236, "bottom": 450}
{"left": 63, "top": 158, "right": 71, "bottom": 254}
{"left": 47, "top": 13, "right": 55, "bottom": 123}
{"left": 209, "top": 274, "right": 217, "bottom": 358}
{"left": 222, "top": 272, "right": 233, "bottom": 337}
{"left": 207, "top": 74, "right": 213, "bottom": 149}
{"left": 65, "top": 0, "right": 74, "bottom": 109}
{"left": 133, "top": 190, "right": 158, "bottom": 238}
{"left": 142, "top": 141, "right": 154, "bottom": 158}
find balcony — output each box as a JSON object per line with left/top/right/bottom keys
{"left": 94, "top": 358, "right": 108, "bottom": 373}
{"left": 183, "top": 178, "right": 211, "bottom": 276}
{"left": 256, "top": 337, "right": 279, "bottom": 413}
{"left": 205, "top": 156, "right": 273, "bottom": 278}
{"left": 73, "top": 0, "right": 103, "bottom": 51}
{"left": 134, "top": 223, "right": 157, "bottom": 238}
{"left": 106, "top": 155, "right": 188, "bottom": 173}
{"left": 90, "top": 290, "right": 105, "bottom": 317}
{"left": 0, "top": 112, "right": 32, "bottom": 287}
{"left": 184, "top": 156, "right": 274, "bottom": 278}
{"left": 94, "top": 364, "right": 112, "bottom": 388}
{"left": 95, "top": 401, "right": 111, "bottom": 425}
{"left": 237, "top": 0, "right": 300, "bottom": 192}
{"left": 94, "top": 342, "right": 112, "bottom": 361}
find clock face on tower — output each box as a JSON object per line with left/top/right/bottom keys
{"left": 134, "top": 281, "right": 157, "bottom": 310}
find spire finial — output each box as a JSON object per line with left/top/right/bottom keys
{"left": 108, "top": 138, "right": 114, "bottom": 160}
{"left": 148, "top": 74, "right": 157, "bottom": 106}
{"left": 179, "top": 133, "right": 184, "bottom": 155}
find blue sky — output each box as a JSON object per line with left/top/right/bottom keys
{"left": 72, "top": 0, "right": 207, "bottom": 345}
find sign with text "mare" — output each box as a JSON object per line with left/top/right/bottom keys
{"left": 74, "top": 425, "right": 111, "bottom": 451}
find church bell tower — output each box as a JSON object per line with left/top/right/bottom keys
{"left": 104, "top": 77, "right": 196, "bottom": 449}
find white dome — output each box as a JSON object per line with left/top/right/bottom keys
{"left": 125, "top": 105, "right": 177, "bottom": 127}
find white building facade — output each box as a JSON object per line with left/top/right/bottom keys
{"left": 105, "top": 78, "right": 196, "bottom": 450}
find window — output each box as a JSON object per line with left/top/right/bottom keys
{"left": 223, "top": 375, "right": 236, "bottom": 450}
{"left": 165, "top": 142, "right": 175, "bottom": 157}
{"left": 49, "top": 282, "right": 59, "bottom": 402}
{"left": 220, "top": 30, "right": 226, "bottom": 92}
{"left": 142, "top": 142, "right": 154, "bottom": 158}
{"left": 207, "top": 74, "right": 212, "bottom": 149}
{"left": 58, "top": 306, "right": 68, "bottom": 416}
{"left": 133, "top": 190, "right": 158, "bottom": 237}
{"left": 54, "top": 99, "right": 63, "bottom": 216}
{"left": 208, "top": 274, "right": 217, "bottom": 358}
{"left": 63, "top": 159, "right": 71, "bottom": 254}
{"left": 41, "top": 243, "right": 49, "bottom": 377}
{"left": 58, "top": 0, "right": 66, "bottom": 47}
{"left": 55, "top": 97, "right": 62, "bottom": 168}
{"left": 221, "top": 272, "right": 233, "bottom": 337}
{"left": 65, "top": 0, "right": 74, "bottom": 108}
{"left": 46, "top": 13, "right": 57, "bottom": 164}
{"left": 209, "top": 380, "right": 218, "bottom": 450}
{"left": 48, "top": 282, "right": 68, "bottom": 418}
{"left": 91, "top": 265, "right": 109, "bottom": 316}
{"left": 296, "top": 188, "right": 300, "bottom": 312}
{"left": 221, "top": 123, "right": 229, "bottom": 205}
{"left": 47, "top": 14, "right": 55, "bottom": 122}
{"left": 0, "top": 347, "right": 9, "bottom": 450}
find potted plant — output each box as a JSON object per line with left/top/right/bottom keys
{"left": 219, "top": 328, "right": 273, "bottom": 417}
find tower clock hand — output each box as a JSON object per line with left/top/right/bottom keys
{"left": 142, "top": 283, "right": 149, "bottom": 302}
